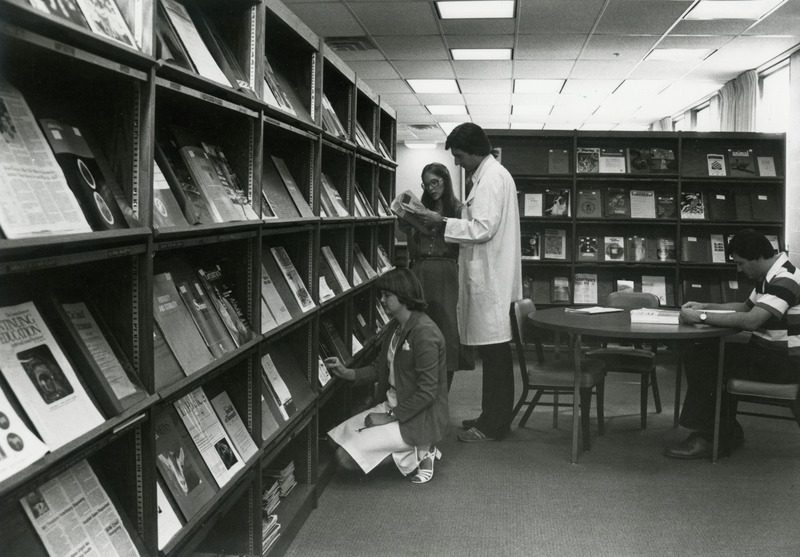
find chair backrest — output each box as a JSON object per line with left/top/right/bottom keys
{"left": 510, "top": 299, "right": 536, "bottom": 389}
{"left": 606, "top": 291, "right": 660, "bottom": 310}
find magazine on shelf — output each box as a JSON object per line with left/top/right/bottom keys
{"left": 728, "top": 148, "right": 755, "bottom": 177}
{"left": 177, "top": 145, "right": 250, "bottom": 223}
{"left": 573, "top": 273, "right": 598, "bottom": 305}
{"left": 262, "top": 56, "right": 296, "bottom": 116}
{"left": 322, "top": 246, "right": 351, "bottom": 292}
{"left": 626, "top": 236, "right": 647, "bottom": 262}
{"left": 706, "top": 153, "right": 726, "bottom": 176}
{"left": 261, "top": 251, "right": 304, "bottom": 320}
{"left": 152, "top": 322, "right": 185, "bottom": 391}
{"left": 200, "top": 142, "right": 259, "bottom": 220}
{"left": 599, "top": 148, "right": 626, "bottom": 173}
{"left": 756, "top": 156, "right": 776, "bottom": 177}
{"left": 260, "top": 353, "right": 296, "bottom": 419}
{"left": 551, "top": 276, "right": 571, "bottom": 304}
{"left": 0, "top": 384, "right": 49, "bottom": 482}
{"left": 679, "top": 192, "right": 705, "bottom": 219}
{"left": 270, "top": 246, "right": 316, "bottom": 313}
{"left": 605, "top": 187, "right": 630, "bottom": 218}
{"left": 27, "top": 0, "right": 89, "bottom": 28}
{"left": 174, "top": 387, "right": 244, "bottom": 488}
{"left": 0, "top": 80, "right": 92, "bottom": 239}
{"left": 543, "top": 189, "right": 570, "bottom": 217}
{"left": 196, "top": 263, "right": 256, "bottom": 348}
{"left": 154, "top": 137, "right": 215, "bottom": 225}
{"left": 576, "top": 147, "right": 599, "bottom": 173}
{"left": 271, "top": 157, "right": 314, "bottom": 218}
{"left": 261, "top": 156, "right": 301, "bottom": 219}
{"left": 641, "top": 275, "right": 668, "bottom": 306}
{"left": 156, "top": 482, "right": 182, "bottom": 550}
{"left": 707, "top": 190, "right": 736, "bottom": 220}
{"left": 575, "top": 190, "right": 600, "bottom": 219}
{"left": 152, "top": 161, "right": 189, "bottom": 228}
{"left": 578, "top": 236, "right": 598, "bottom": 261}
{"left": 320, "top": 173, "right": 350, "bottom": 217}
{"left": 0, "top": 301, "right": 105, "bottom": 450}
{"left": 259, "top": 263, "right": 293, "bottom": 327}
{"left": 543, "top": 229, "right": 567, "bottom": 260}
{"left": 520, "top": 192, "right": 543, "bottom": 217}
{"left": 20, "top": 460, "right": 141, "bottom": 557}
{"left": 210, "top": 391, "right": 258, "bottom": 463}
{"left": 74, "top": 0, "right": 137, "bottom": 49}
{"left": 548, "top": 149, "right": 569, "bottom": 174}
{"left": 629, "top": 189, "right": 656, "bottom": 219}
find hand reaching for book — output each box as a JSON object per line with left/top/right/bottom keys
{"left": 324, "top": 357, "right": 354, "bottom": 381}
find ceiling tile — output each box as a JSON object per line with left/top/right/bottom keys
{"left": 374, "top": 36, "right": 449, "bottom": 60}
{"left": 454, "top": 60, "right": 513, "bottom": 79}
{"left": 363, "top": 79, "right": 414, "bottom": 94}
{"left": 595, "top": 0, "right": 693, "bottom": 34}
{"left": 349, "top": 2, "right": 440, "bottom": 35}
{"left": 415, "top": 93, "right": 467, "bottom": 104}
{"left": 518, "top": 0, "right": 607, "bottom": 34}
{"left": 465, "top": 93, "right": 512, "bottom": 105}
{"left": 346, "top": 60, "right": 401, "bottom": 79}
{"left": 378, "top": 93, "right": 423, "bottom": 106}
{"left": 459, "top": 79, "right": 512, "bottom": 93}
{"left": 393, "top": 61, "right": 456, "bottom": 79}
{"left": 285, "top": 3, "right": 364, "bottom": 37}
{"left": 561, "top": 79, "right": 620, "bottom": 96}
{"left": 467, "top": 105, "right": 511, "bottom": 116}
{"left": 515, "top": 35, "right": 586, "bottom": 60}
{"left": 707, "top": 36, "right": 800, "bottom": 69}
{"left": 475, "top": 120, "right": 511, "bottom": 129}
{"left": 582, "top": 35, "right": 660, "bottom": 60}
{"left": 745, "top": 0, "right": 800, "bottom": 35}
{"left": 511, "top": 93, "right": 560, "bottom": 105}
{"left": 333, "top": 49, "right": 388, "bottom": 62}
{"left": 444, "top": 34, "right": 515, "bottom": 49}
{"left": 550, "top": 104, "right": 598, "bottom": 119}
{"left": 627, "top": 60, "right": 696, "bottom": 79}
{"left": 513, "top": 60, "right": 574, "bottom": 79}
{"left": 395, "top": 105, "right": 433, "bottom": 117}
{"left": 672, "top": 19, "right": 758, "bottom": 36}
{"left": 570, "top": 60, "right": 638, "bottom": 79}
{"left": 658, "top": 34, "right": 735, "bottom": 50}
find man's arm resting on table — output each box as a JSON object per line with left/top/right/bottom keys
{"left": 680, "top": 304, "right": 771, "bottom": 330}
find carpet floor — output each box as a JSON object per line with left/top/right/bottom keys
{"left": 285, "top": 359, "right": 800, "bottom": 557}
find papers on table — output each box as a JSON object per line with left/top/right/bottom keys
{"left": 564, "top": 306, "right": 624, "bottom": 315}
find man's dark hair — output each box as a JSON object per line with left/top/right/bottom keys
{"left": 445, "top": 123, "right": 492, "bottom": 156}
{"left": 727, "top": 228, "right": 776, "bottom": 260}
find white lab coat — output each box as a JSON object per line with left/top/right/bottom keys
{"left": 444, "top": 155, "right": 522, "bottom": 345}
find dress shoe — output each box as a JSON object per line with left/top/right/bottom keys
{"left": 663, "top": 433, "right": 712, "bottom": 460}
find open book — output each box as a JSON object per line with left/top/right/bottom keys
{"left": 391, "top": 190, "right": 429, "bottom": 233}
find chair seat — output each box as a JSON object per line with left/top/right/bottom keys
{"left": 585, "top": 347, "right": 655, "bottom": 372}
{"left": 727, "top": 379, "right": 800, "bottom": 400}
{"left": 527, "top": 359, "right": 606, "bottom": 389}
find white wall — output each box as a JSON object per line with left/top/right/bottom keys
{"left": 395, "top": 144, "right": 463, "bottom": 203}
{"left": 787, "top": 51, "right": 800, "bottom": 265}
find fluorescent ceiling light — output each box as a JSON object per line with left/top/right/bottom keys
{"left": 646, "top": 48, "right": 713, "bottom": 61}
{"left": 514, "top": 79, "right": 564, "bottom": 94}
{"left": 407, "top": 79, "right": 460, "bottom": 94}
{"left": 439, "top": 122, "right": 460, "bottom": 135}
{"left": 436, "top": 1, "right": 515, "bottom": 19}
{"left": 451, "top": 48, "right": 512, "bottom": 61}
{"left": 684, "top": 0, "right": 784, "bottom": 20}
{"left": 404, "top": 141, "right": 439, "bottom": 150}
{"left": 427, "top": 105, "right": 468, "bottom": 115}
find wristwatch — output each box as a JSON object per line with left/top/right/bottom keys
{"left": 700, "top": 312, "right": 708, "bottom": 322}
{"left": 386, "top": 408, "right": 395, "bottom": 418}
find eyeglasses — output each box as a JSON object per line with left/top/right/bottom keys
{"left": 421, "top": 178, "right": 442, "bottom": 190}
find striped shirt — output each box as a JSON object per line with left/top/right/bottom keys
{"left": 746, "top": 253, "right": 800, "bottom": 357}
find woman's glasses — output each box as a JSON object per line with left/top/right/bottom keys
{"left": 421, "top": 178, "right": 442, "bottom": 190}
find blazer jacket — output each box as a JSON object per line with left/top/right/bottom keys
{"left": 352, "top": 311, "right": 449, "bottom": 447}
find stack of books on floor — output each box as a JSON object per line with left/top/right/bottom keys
{"left": 262, "top": 513, "right": 281, "bottom": 555}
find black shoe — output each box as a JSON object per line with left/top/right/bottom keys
{"left": 725, "top": 422, "right": 745, "bottom": 453}
{"left": 663, "top": 433, "right": 712, "bottom": 460}
{"left": 461, "top": 417, "right": 479, "bottom": 430}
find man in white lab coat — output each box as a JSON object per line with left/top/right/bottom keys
{"left": 418, "top": 123, "right": 522, "bottom": 441}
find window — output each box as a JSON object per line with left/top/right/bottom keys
{"left": 694, "top": 103, "right": 712, "bottom": 131}
{"left": 758, "top": 62, "right": 789, "bottom": 132}
{"left": 672, "top": 115, "right": 685, "bottom": 131}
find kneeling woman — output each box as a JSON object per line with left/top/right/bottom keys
{"left": 325, "top": 267, "right": 448, "bottom": 484}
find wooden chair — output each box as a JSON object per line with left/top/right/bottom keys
{"left": 726, "top": 379, "right": 800, "bottom": 452}
{"left": 510, "top": 299, "right": 606, "bottom": 451}
{"left": 585, "top": 291, "right": 661, "bottom": 429}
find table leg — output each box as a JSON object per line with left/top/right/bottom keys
{"left": 673, "top": 343, "right": 683, "bottom": 428}
{"left": 571, "top": 333, "right": 581, "bottom": 464}
{"left": 711, "top": 338, "right": 726, "bottom": 463}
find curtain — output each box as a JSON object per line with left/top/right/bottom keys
{"left": 651, "top": 117, "right": 673, "bottom": 131}
{"left": 719, "top": 70, "right": 758, "bottom": 131}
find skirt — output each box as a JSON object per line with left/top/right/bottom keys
{"left": 414, "top": 257, "right": 461, "bottom": 372}
{"left": 327, "top": 401, "right": 423, "bottom": 475}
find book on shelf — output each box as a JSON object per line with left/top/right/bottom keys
{"left": 756, "top": 156, "right": 777, "bottom": 177}
{"left": 152, "top": 322, "right": 185, "bottom": 391}
{"left": 630, "top": 308, "right": 680, "bottom": 324}
{"left": 629, "top": 189, "right": 656, "bottom": 219}
{"left": 260, "top": 298, "right": 278, "bottom": 334}
{"left": 321, "top": 246, "right": 351, "bottom": 292}
{"left": 650, "top": 148, "right": 677, "bottom": 173}
{"left": 321, "top": 318, "right": 352, "bottom": 365}
{"left": 196, "top": 263, "right": 256, "bottom": 348}
{"left": 543, "top": 228, "right": 567, "bottom": 260}
{"left": 20, "top": 460, "right": 141, "bottom": 556}
{"left": 573, "top": 273, "right": 598, "bottom": 305}
{"left": 683, "top": 279, "right": 711, "bottom": 302}
{"left": 260, "top": 388, "right": 282, "bottom": 442}
{"left": 210, "top": 391, "right": 258, "bottom": 463}
{"left": 548, "top": 149, "right": 570, "bottom": 174}
{"left": 376, "top": 244, "right": 393, "bottom": 274}
{"left": 270, "top": 246, "right": 316, "bottom": 313}
{"left": 710, "top": 234, "right": 727, "bottom": 264}
{"left": 543, "top": 188, "right": 570, "bottom": 217}
{"left": 174, "top": 387, "right": 245, "bottom": 487}
{"left": 260, "top": 252, "right": 304, "bottom": 321}
{"left": 599, "top": 148, "right": 626, "bottom": 173}
{"left": 679, "top": 192, "right": 705, "bottom": 219}
{"left": 321, "top": 94, "right": 348, "bottom": 138}
{"left": 177, "top": 144, "right": 250, "bottom": 223}
{"left": 201, "top": 142, "right": 259, "bottom": 220}
{"left": 0, "top": 301, "right": 104, "bottom": 450}
{"left": 153, "top": 271, "right": 215, "bottom": 375}
{"left": 518, "top": 192, "right": 543, "bottom": 217}
{"left": 354, "top": 243, "right": 378, "bottom": 280}
{"left": 171, "top": 264, "right": 237, "bottom": 359}
{"left": 615, "top": 279, "right": 635, "bottom": 293}
{"left": 551, "top": 276, "right": 571, "bottom": 304}
{"left": 720, "top": 280, "right": 741, "bottom": 303}
{"left": 154, "top": 406, "right": 218, "bottom": 521}
{"left": 576, "top": 147, "right": 599, "bottom": 173}
{"left": 262, "top": 55, "right": 296, "bottom": 116}
{"left": 52, "top": 297, "right": 148, "bottom": 415}
{"left": 655, "top": 192, "right": 676, "bottom": 219}
{"left": 576, "top": 190, "right": 601, "bottom": 219}
{"left": 605, "top": 187, "right": 630, "bottom": 218}
{"left": 626, "top": 236, "right": 647, "bottom": 262}
{"left": 604, "top": 236, "right": 625, "bottom": 262}
{"left": 0, "top": 383, "right": 49, "bottom": 482}
{"left": 160, "top": 0, "right": 229, "bottom": 86}
{"left": 321, "top": 173, "right": 350, "bottom": 217}
{"left": 626, "top": 147, "right": 651, "bottom": 174}
{"left": 354, "top": 121, "right": 378, "bottom": 153}
{"left": 578, "top": 236, "right": 598, "bottom": 261}
{"left": 260, "top": 353, "right": 296, "bottom": 419}
{"left": 261, "top": 157, "right": 301, "bottom": 219}
{"left": 354, "top": 182, "right": 375, "bottom": 217}
{"left": 318, "top": 257, "right": 340, "bottom": 301}
{"left": 154, "top": 137, "right": 214, "bottom": 225}
{"left": 0, "top": 80, "right": 92, "bottom": 239}
{"left": 156, "top": 481, "right": 183, "bottom": 550}
{"left": 153, "top": 160, "right": 189, "bottom": 229}
{"left": 728, "top": 148, "right": 755, "bottom": 177}
{"left": 271, "top": 156, "right": 314, "bottom": 218}
{"left": 750, "top": 191, "right": 781, "bottom": 220}
{"left": 155, "top": 0, "right": 194, "bottom": 71}
{"left": 706, "top": 153, "right": 727, "bottom": 176}
{"left": 680, "top": 235, "right": 710, "bottom": 263}
{"left": 641, "top": 275, "right": 668, "bottom": 306}
{"left": 520, "top": 230, "right": 541, "bottom": 260}
{"left": 74, "top": 0, "right": 137, "bottom": 49}
{"left": 27, "top": 0, "right": 90, "bottom": 28}
{"left": 707, "top": 190, "right": 737, "bottom": 220}
{"left": 353, "top": 183, "right": 368, "bottom": 217}
{"left": 39, "top": 119, "right": 135, "bottom": 230}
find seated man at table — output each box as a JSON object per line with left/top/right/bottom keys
{"left": 665, "top": 229, "right": 800, "bottom": 459}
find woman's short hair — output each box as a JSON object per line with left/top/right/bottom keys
{"left": 444, "top": 123, "right": 492, "bottom": 156}
{"left": 727, "top": 228, "right": 776, "bottom": 260}
{"left": 377, "top": 267, "right": 427, "bottom": 311}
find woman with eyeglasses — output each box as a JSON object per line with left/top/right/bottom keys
{"left": 325, "top": 267, "right": 449, "bottom": 484}
{"left": 398, "top": 162, "right": 470, "bottom": 390}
